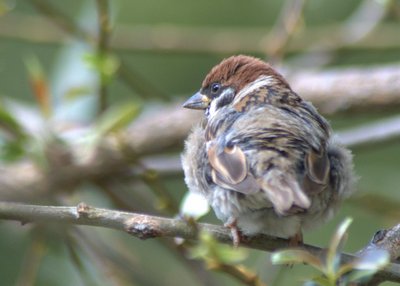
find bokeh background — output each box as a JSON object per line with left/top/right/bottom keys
{"left": 0, "top": 0, "right": 400, "bottom": 285}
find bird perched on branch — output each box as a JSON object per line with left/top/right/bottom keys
{"left": 181, "top": 55, "right": 355, "bottom": 246}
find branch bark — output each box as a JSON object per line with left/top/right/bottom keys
{"left": 289, "top": 65, "right": 400, "bottom": 114}
{"left": 0, "top": 202, "right": 399, "bottom": 284}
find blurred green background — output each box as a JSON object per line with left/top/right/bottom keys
{"left": 0, "top": 0, "right": 399, "bottom": 285}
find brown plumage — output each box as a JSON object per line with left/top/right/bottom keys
{"left": 203, "top": 55, "right": 291, "bottom": 92}
{"left": 181, "top": 55, "right": 355, "bottom": 245}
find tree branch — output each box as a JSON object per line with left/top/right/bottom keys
{"left": 28, "top": 0, "right": 93, "bottom": 43}
{"left": 26, "top": 0, "right": 166, "bottom": 101}
{"left": 2, "top": 13, "right": 400, "bottom": 112}
{"left": 337, "top": 115, "right": 400, "bottom": 149}
{"left": 2, "top": 13, "right": 400, "bottom": 55}
{"left": 289, "top": 65, "right": 400, "bottom": 114}
{"left": 0, "top": 202, "right": 399, "bottom": 284}
{"left": 263, "top": 0, "right": 307, "bottom": 61}
{"left": 140, "top": 114, "right": 400, "bottom": 175}
{"left": 1, "top": 106, "right": 400, "bottom": 201}
{"left": 95, "top": 0, "right": 111, "bottom": 114}
{"left": 209, "top": 262, "right": 267, "bottom": 286}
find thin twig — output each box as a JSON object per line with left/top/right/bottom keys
{"left": 117, "top": 64, "right": 168, "bottom": 100}
{"left": 209, "top": 262, "right": 267, "bottom": 286}
{"left": 348, "top": 194, "right": 400, "bottom": 223}
{"left": 29, "top": 0, "right": 93, "bottom": 43}
{"left": 341, "top": 0, "right": 389, "bottom": 45}
{"left": 289, "top": 64, "right": 400, "bottom": 114}
{"left": 263, "top": 0, "right": 307, "bottom": 62}
{"left": 139, "top": 168, "right": 180, "bottom": 214}
{"left": 336, "top": 115, "right": 400, "bottom": 149}
{"left": 3, "top": 12, "right": 400, "bottom": 55}
{"left": 16, "top": 227, "right": 46, "bottom": 286}
{"left": 28, "top": 0, "right": 164, "bottom": 100}
{"left": 95, "top": 0, "right": 111, "bottom": 114}
{"left": 70, "top": 229, "right": 150, "bottom": 285}
{"left": 96, "top": 167, "right": 221, "bottom": 286}
{"left": 94, "top": 181, "right": 220, "bottom": 286}
{"left": 64, "top": 233, "right": 102, "bottom": 286}
{"left": 287, "top": 0, "right": 391, "bottom": 69}
{"left": 0, "top": 202, "right": 399, "bottom": 284}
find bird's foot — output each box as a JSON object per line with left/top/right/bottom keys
{"left": 225, "top": 219, "right": 242, "bottom": 247}
{"left": 288, "top": 230, "right": 304, "bottom": 247}
{"left": 177, "top": 213, "right": 198, "bottom": 227}
{"left": 281, "top": 231, "right": 304, "bottom": 268}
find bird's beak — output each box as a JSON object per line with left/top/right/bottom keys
{"left": 183, "top": 92, "right": 211, "bottom": 110}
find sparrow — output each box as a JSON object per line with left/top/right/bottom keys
{"left": 181, "top": 55, "right": 355, "bottom": 246}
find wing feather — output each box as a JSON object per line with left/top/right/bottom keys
{"left": 260, "top": 169, "right": 311, "bottom": 214}
{"left": 208, "top": 143, "right": 259, "bottom": 194}
{"left": 303, "top": 148, "right": 330, "bottom": 194}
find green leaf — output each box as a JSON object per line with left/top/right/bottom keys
{"left": 337, "top": 262, "right": 355, "bottom": 277}
{"left": 353, "top": 249, "right": 389, "bottom": 270}
{"left": 25, "top": 55, "right": 44, "bottom": 80}
{"left": 189, "top": 231, "right": 247, "bottom": 264}
{"left": 326, "top": 217, "right": 353, "bottom": 276}
{"left": 215, "top": 245, "right": 248, "bottom": 264}
{"left": 345, "top": 269, "right": 378, "bottom": 283}
{"left": 83, "top": 52, "right": 120, "bottom": 84}
{"left": 95, "top": 102, "right": 141, "bottom": 136}
{"left": 64, "top": 86, "right": 92, "bottom": 101}
{"left": 189, "top": 242, "right": 210, "bottom": 261}
{"left": 271, "top": 249, "right": 323, "bottom": 271}
{"left": 307, "top": 276, "right": 332, "bottom": 286}
{"left": 24, "top": 55, "right": 51, "bottom": 117}
{"left": 0, "top": 102, "right": 27, "bottom": 140}
{"left": 0, "top": 140, "right": 25, "bottom": 161}
{"left": 189, "top": 231, "right": 215, "bottom": 260}
{"left": 0, "top": 102, "right": 28, "bottom": 161}
{"left": 0, "top": 0, "right": 15, "bottom": 16}
{"left": 338, "top": 249, "right": 389, "bottom": 278}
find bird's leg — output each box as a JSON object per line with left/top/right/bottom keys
{"left": 176, "top": 213, "right": 197, "bottom": 227}
{"left": 282, "top": 230, "right": 304, "bottom": 268}
{"left": 225, "top": 218, "right": 241, "bottom": 247}
{"left": 288, "top": 230, "right": 303, "bottom": 247}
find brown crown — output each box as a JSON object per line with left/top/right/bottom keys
{"left": 202, "top": 55, "right": 290, "bottom": 92}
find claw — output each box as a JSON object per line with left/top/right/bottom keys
{"left": 288, "top": 230, "right": 303, "bottom": 247}
{"left": 177, "top": 214, "right": 198, "bottom": 228}
{"left": 282, "top": 230, "right": 304, "bottom": 268}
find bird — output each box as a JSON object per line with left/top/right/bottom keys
{"left": 181, "top": 55, "right": 355, "bottom": 246}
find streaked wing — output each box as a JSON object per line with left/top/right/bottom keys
{"left": 303, "top": 148, "right": 330, "bottom": 194}
{"left": 207, "top": 143, "right": 259, "bottom": 194}
{"left": 260, "top": 169, "right": 311, "bottom": 215}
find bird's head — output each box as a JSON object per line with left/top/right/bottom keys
{"left": 183, "top": 55, "right": 291, "bottom": 116}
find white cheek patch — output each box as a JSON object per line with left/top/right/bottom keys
{"left": 208, "top": 100, "right": 218, "bottom": 118}
{"left": 233, "top": 75, "right": 273, "bottom": 105}
{"left": 208, "top": 88, "right": 234, "bottom": 118}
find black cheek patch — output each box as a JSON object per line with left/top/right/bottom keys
{"left": 216, "top": 90, "right": 235, "bottom": 109}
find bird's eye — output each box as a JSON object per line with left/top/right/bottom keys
{"left": 211, "top": 83, "right": 221, "bottom": 94}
